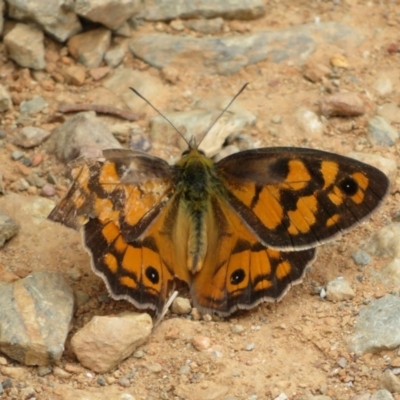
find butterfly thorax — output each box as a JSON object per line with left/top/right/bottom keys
{"left": 172, "top": 148, "right": 225, "bottom": 273}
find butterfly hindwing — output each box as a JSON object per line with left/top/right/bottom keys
{"left": 190, "top": 196, "right": 316, "bottom": 316}
{"left": 216, "top": 147, "right": 389, "bottom": 250}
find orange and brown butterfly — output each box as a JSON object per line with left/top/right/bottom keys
{"left": 48, "top": 86, "right": 389, "bottom": 318}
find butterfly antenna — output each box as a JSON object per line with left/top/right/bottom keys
{"left": 129, "top": 87, "right": 190, "bottom": 147}
{"left": 197, "top": 82, "right": 249, "bottom": 146}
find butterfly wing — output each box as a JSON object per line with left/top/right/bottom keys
{"left": 191, "top": 196, "right": 316, "bottom": 316}
{"left": 48, "top": 149, "right": 189, "bottom": 315}
{"left": 216, "top": 147, "right": 389, "bottom": 250}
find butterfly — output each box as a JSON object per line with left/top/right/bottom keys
{"left": 48, "top": 89, "right": 389, "bottom": 318}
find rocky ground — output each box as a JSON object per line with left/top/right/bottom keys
{"left": 1, "top": 1, "right": 400, "bottom": 400}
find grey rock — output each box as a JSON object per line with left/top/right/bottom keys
{"left": 3, "top": 23, "right": 45, "bottom": 70}
{"left": 49, "top": 111, "right": 122, "bottom": 162}
{"left": 129, "top": 22, "right": 362, "bottom": 75}
{"left": 104, "top": 45, "right": 126, "bottom": 68}
{"left": 13, "top": 126, "right": 51, "bottom": 149}
{"left": 348, "top": 295, "right": 400, "bottom": 355}
{"left": 380, "top": 369, "right": 400, "bottom": 393}
{"left": 75, "top": 0, "right": 140, "bottom": 30}
{"left": 325, "top": 277, "right": 355, "bottom": 301}
{"left": 7, "top": 0, "right": 82, "bottom": 42}
{"left": 0, "top": 84, "right": 12, "bottom": 112}
{"left": 367, "top": 116, "right": 399, "bottom": 147}
{"left": 351, "top": 250, "right": 371, "bottom": 266}
{"left": 103, "top": 68, "right": 167, "bottom": 113}
{"left": 68, "top": 28, "right": 111, "bottom": 68}
{"left": 26, "top": 174, "right": 46, "bottom": 189}
{"left": 0, "top": 210, "right": 19, "bottom": 247}
{"left": 370, "top": 390, "right": 394, "bottom": 400}
{"left": 184, "top": 17, "right": 224, "bottom": 34}
{"left": 113, "top": 21, "right": 132, "bottom": 37}
{"left": 0, "top": 271, "right": 74, "bottom": 365}
{"left": 19, "top": 96, "right": 48, "bottom": 115}
{"left": 141, "top": 0, "right": 265, "bottom": 21}
{"left": 11, "top": 150, "right": 24, "bottom": 160}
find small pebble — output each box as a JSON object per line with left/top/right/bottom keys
{"left": 31, "top": 153, "right": 44, "bottom": 167}
{"left": 147, "top": 363, "right": 162, "bottom": 373}
{"left": 179, "top": 365, "right": 190, "bottom": 375}
{"left": 47, "top": 172, "right": 58, "bottom": 185}
{"left": 118, "top": 377, "right": 130, "bottom": 387}
{"left": 337, "top": 357, "right": 347, "bottom": 368}
{"left": 271, "top": 115, "right": 282, "bottom": 124}
{"left": 231, "top": 324, "right": 244, "bottom": 334}
{"left": 244, "top": 343, "right": 255, "bottom": 351}
{"left": 133, "top": 350, "right": 144, "bottom": 358}
{"left": 11, "top": 151, "right": 24, "bottom": 160}
{"left": 97, "top": 376, "right": 107, "bottom": 386}
{"left": 192, "top": 336, "right": 211, "bottom": 351}
{"left": 37, "top": 366, "right": 52, "bottom": 377}
{"left": 53, "top": 366, "right": 71, "bottom": 379}
{"left": 171, "top": 297, "right": 191, "bottom": 315}
{"left": 40, "top": 184, "right": 56, "bottom": 197}
{"left": 20, "top": 156, "right": 32, "bottom": 166}
{"left": 352, "top": 250, "right": 371, "bottom": 266}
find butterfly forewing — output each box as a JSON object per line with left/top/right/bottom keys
{"left": 216, "top": 147, "right": 389, "bottom": 251}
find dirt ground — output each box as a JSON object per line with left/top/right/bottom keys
{"left": 1, "top": 1, "right": 400, "bottom": 399}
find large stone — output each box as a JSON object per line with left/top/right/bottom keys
{"left": 48, "top": 111, "right": 122, "bottom": 162}
{"left": 129, "top": 22, "right": 363, "bottom": 75}
{"left": 348, "top": 295, "right": 400, "bottom": 355}
{"left": 0, "top": 271, "right": 74, "bottom": 365}
{"left": 71, "top": 312, "right": 152, "bottom": 373}
{"left": 141, "top": 0, "right": 265, "bottom": 21}
{"left": 75, "top": 0, "right": 140, "bottom": 30}
{"left": 7, "top": 0, "right": 82, "bottom": 42}
{"left": 67, "top": 28, "right": 111, "bottom": 68}
{"left": 4, "top": 23, "right": 45, "bottom": 70}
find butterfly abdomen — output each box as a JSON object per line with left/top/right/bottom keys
{"left": 172, "top": 148, "right": 225, "bottom": 273}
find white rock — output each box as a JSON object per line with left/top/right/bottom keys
{"left": 71, "top": 312, "right": 152, "bottom": 373}
{"left": 326, "top": 277, "right": 355, "bottom": 301}
{"left": 171, "top": 297, "right": 192, "bottom": 315}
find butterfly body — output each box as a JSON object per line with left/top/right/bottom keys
{"left": 49, "top": 144, "right": 389, "bottom": 317}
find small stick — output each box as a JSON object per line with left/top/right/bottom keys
{"left": 57, "top": 103, "right": 141, "bottom": 121}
